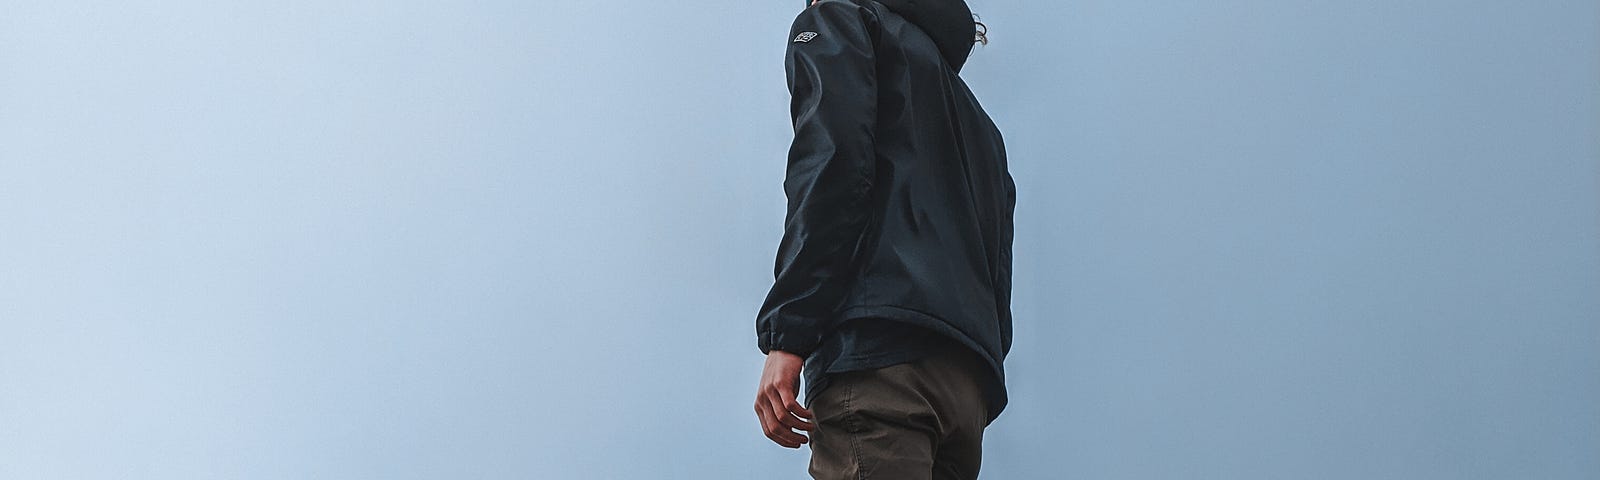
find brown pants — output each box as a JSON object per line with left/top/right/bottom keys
{"left": 806, "top": 346, "right": 991, "bottom": 479}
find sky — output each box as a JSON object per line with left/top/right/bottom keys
{"left": 1, "top": 0, "right": 1596, "bottom": 478}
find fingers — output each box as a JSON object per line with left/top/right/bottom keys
{"left": 755, "top": 400, "right": 807, "bottom": 448}
{"left": 766, "top": 386, "right": 815, "bottom": 434}
{"left": 755, "top": 352, "right": 815, "bottom": 448}
{"left": 785, "top": 394, "right": 815, "bottom": 421}
{"left": 768, "top": 384, "right": 816, "bottom": 430}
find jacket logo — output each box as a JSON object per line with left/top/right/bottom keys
{"left": 793, "top": 31, "right": 819, "bottom": 43}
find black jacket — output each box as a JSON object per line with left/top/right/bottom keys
{"left": 756, "top": 0, "right": 1015, "bottom": 416}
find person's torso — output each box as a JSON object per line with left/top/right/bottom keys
{"left": 834, "top": 0, "right": 1017, "bottom": 377}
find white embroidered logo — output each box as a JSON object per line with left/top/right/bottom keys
{"left": 793, "top": 31, "right": 819, "bottom": 43}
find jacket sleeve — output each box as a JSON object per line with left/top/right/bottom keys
{"left": 756, "top": 2, "right": 879, "bottom": 357}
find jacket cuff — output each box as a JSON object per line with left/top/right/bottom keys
{"left": 758, "top": 330, "right": 820, "bottom": 357}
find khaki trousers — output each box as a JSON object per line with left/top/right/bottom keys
{"left": 806, "top": 345, "right": 991, "bottom": 479}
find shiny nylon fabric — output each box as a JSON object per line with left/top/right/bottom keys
{"left": 757, "top": 0, "right": 1015, "bottom": 422}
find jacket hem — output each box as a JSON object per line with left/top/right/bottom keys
{"left": 835, "top": 304, "right": 1009, "bottom": 424}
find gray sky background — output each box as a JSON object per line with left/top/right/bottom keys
{"left": 2, "top": 0, "right": 1596, "bottom": 478}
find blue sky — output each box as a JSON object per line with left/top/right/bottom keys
{"left": 1, "top": 0, "right": 1596, "bottom": 478}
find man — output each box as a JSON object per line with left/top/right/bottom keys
{"left": 752, "top": 0, "right": 1016, "bottom": 478}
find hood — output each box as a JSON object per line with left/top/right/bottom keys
{"left": 874, "top": 0, "right": 977, "bottom": 72}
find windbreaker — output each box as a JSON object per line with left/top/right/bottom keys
{"left": 755, "top": 0, "right": 1015, "bottom": 419}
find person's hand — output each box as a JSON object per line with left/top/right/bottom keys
{"left": 755, "top": 349, "right": 816, "bottom": 448}
{"left": 810, "top": 0, "right": 820, "bottom": 6}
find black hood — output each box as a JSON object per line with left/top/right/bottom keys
{"left": 875, "top": 0, "right": 976, "bottom": 72}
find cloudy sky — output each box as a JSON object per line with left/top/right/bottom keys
{"left": 2, "top": 0, "right": 1596, "bottom": 478}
